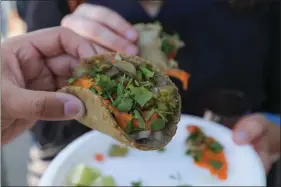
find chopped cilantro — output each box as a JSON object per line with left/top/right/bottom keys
{"left": 117, "top": 84, "right": 124, "bottom": 96}
{"left": 90, "top": 87, "right": 98, "bottom": 94}
{"left": 193, "top": 151, "right": 203, "bottom": 162}
{"left": 129, "top": 86, "right": 154, "bottom": 107}
{"left": 208, "top": 141, "right": 223, "bottom": 153}
{"left": 131, "top": 180, "right": 142, "bottom": 187}
{"left": 133, "top": 110, "right": 146, "bottom": 129}
{"left": 209, "top": 160, "right": 223, "bottom": 170}
{"left": 185, "top": 149, "right": 192, "bottom": 155}
{"left": 112, "top": 96, "right": 122, "bottom": 107}
{"left": 136, "top": 70, "right": 143, "bottom": 81}
{"left": 145, "top": 110, "right": 155, "bottom": 121}
{"left": 68, "top": 77, "right": 76, "bottom": 84}
{"left": 151, "top": 119, "right": 165, "bottom": 131}
{"left": 125, "top": 121, "right": 134, "bottom": 134}
{"left": 116, "top": 98, "right": 133, "bottom": 112}
{"left": 161, "top": 38, "right": 176, "bottom": 56}
{"left": 95, "top": 74, "right": 115, "bottom": 92}
{"left": 157, "top": 147, "right": 166, "bottom": 152}
{"left": 108, "top": 144, "right": 129, "bottom": 157}
{"left": 140, "top": 66, "right": 154, "bottom": 79}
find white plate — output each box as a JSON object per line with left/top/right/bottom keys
{"left": 39, "top": 115, "right": 266, "bottom": 186}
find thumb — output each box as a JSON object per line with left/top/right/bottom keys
{"left": 10, "top": 87, "right": 85, "bottom": 120}
{"left": 232, "top": 114, "right": 268, "bottom": 145}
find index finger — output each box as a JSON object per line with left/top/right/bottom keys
{"left": 75, "top": 4, "right": 138, "bottom": 41}
{"left": 3, "top": 27, "right": 96, "bottom": 59}
{"left": 233, "top": 114, "right": 268, "bottom": 144}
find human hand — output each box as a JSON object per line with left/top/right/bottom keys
{"left": 1, "top": 27, "right": 96, "bottom": 145}
{"left": 61, "top": 3, "right": 138, "bottom": 54}
{"left": 232, "top": 113, "right": 280, "bottom": 173}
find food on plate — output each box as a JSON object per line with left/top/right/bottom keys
{"left": 60, "top": 52, "right": 181, "bottom": 151}
{"left": 66, "top": 164, "right": 116, "bottom": 186}
{"left": 185, "top": 125, "right": 228, "bottom": 180}
{"left": 157, "top": 147, "right": 166, "bottom": 153}
{"left": 94, "top": 153, "right": 104, "bottom": 162}
{"left": 134, "top": 22, "right": 190, "bottom": 90}
{"left": 93, "top": 175, "right": 116, "bottom": 186}
{"left": 108, "top": 144, "right": 129, "bottom": 157}
{"left": 131, "top": 180, "right": 143, "bottom": 187}
{"left": 66, "top": 164, "right": 101, "bottom": 186}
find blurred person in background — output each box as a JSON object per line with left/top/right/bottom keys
{"left": 1, "top": 1, "right": 9, "bottom": 39}
{"left": 1, "top": 1, "right": 26, "bottom": 40}
{"left": 16, "top": 0, "right": 280, "bottom": 185}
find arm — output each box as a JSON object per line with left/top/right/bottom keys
{"left": 266, "top": 120, "right": 280, "bottom": 163}
{"left": 16, "top": 0, "right": 70, "bottom": 32}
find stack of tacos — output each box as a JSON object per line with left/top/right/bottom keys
{"left": 134, "top": 22, "right": 190, "bottom": 90}
{"left": 60, "top": 53, "right": 181, "bottom": 150}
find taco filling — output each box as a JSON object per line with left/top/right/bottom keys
{"left": 134, "top": 22, "right": 190, "bottom": 90}
{"left": 68, "top": 54, "right": 179, "bottom": 143}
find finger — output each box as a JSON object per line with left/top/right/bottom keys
{"left": 4, "top": 27, "right": 96, "bottom": 59}
{"left": 74, "top": 4, "right": 138, "bottom": 41}
{"left": 93, "top": 43, "right": 111, "bottom": 54}
{"left": 1, "top": 119, "right": 35, "bottom": 145}
{"left": 55, "top": 77, "right": 69, "bottom": 88}
{"left": 255, "top": 139, "right": 271, "bottom": 174}
{"left": 46, "top": 54, "right": 79, "bottom": 76}
{"left": 233, "top": 114, "right": 268, "bottom": 145}
{"left": 8, "top": 86, "right": 85, "bottom": 121}
{"left": 62, "top": 15, "right": 138, "bottom": 55}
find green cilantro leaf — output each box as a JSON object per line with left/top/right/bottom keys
{"left": 157, "top": 147, "right": 166, "bottom": 153}
{"left": 150, "top": 119, "right": 165, "bottom": 131}
{"left": 133, "top": 110, "right": 146, "bottom": 129}
{"left": 209, "top": 160, "right": 223, "bottom": 170}
{"left": 145, "top": 109, "right": 155, "bottom": 121}
{"left": 68, "top": 77, "right": 76, "bottom": 84}
{"left": 193, "top": 151, "right": 203, "bottom": 162}
{"left": 117, "top": 98, "right": 133, "bottom": 112}
{"left": 140, "top": 66, "right": 154, "bottom": 79}
{"left": 95, "top": 74, "right": 115, "bottom": 92}
{"left": 129, "top": 86, "right": 154, "bottom": 107}
{"left": 131, "top": 180, "right": 142, "bottom": 187}
{"left": 112, "top": 96, "right": 122, "bottom": 107}
{"left": 208, "top": 141, "right": 223, "bottom": 153}
{"left": 125, "top": 121, "right": 134, "bottom": 134}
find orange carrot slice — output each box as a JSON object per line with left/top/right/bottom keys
{"left": 71, "top": 77, "right": 93, "bottom": 89}
{"left": 115, "top": 112, "right": 133, "bottom": 130}
{"left": 194, "top": 149, "right": 228, "bottom": 180}
{"left": 94, "top": 153, "right": 104, "bottom": 162}
{"left": 164, "top": 69, "right": 190, "bottom": 90}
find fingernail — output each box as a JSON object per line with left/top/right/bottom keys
{"left": 125, "top": 29, "right": 137, "bottom": 41}
{"left": 56, "top": 93, "right": 84, "bottom": 118}
{"left": 125, "top": 45, "right": 138, "bottom": 55}
{"left": 236, "top": 130, "right": 248, "bottom": 143}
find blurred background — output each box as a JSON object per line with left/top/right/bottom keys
{"left": 1, "top": 1, "right": 30, "bottom": 186}
{"left": 1, "top": 1, "right": 280, "bottom": 186}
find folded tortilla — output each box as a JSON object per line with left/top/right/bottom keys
{"left": 59, "top": 52, "right": 181, "bottom": 150}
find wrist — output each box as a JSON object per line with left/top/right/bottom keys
{"left": 263, "top": 113, "right": 280, "bottom": 126}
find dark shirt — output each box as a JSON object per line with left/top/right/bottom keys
{"left": 16, "top": 0, "right": 280, "bottom": 146}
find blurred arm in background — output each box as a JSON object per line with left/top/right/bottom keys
{"left": 16, "top": 0, "right": 70, "bottom": 32}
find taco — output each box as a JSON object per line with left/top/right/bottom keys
{"left": 134, "top": 22, "right": 190, "bottom": 90}
{"left": 60, "top": 52, "right": 181, "bottom": 150}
